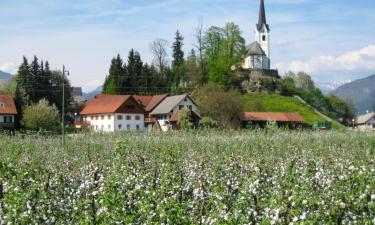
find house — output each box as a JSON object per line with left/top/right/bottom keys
{"left": 150, "top": 94, "right": 200, "bottom": 131}
{"left": 133, "top": 94, "right": 168, "bottom": 131}
{"left": 0, "top": 95, "right": 17, "bottom": 130}
{"left": 241, "top": 112, "right": 305, "bottom": 128}
{"left": 356, "top": 112, "right": 375, "bottom": 131}
{"left": 79, "top": 94, "right": 145, "bottom": 132}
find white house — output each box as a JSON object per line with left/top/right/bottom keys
{"left": 243, "top": 0, "right": 271, "bottom": 70}
{"left": 0, "top": 95, "right": 17, "bottom": 130}
{"left": 80, "top": 94, "right": 145, "bottom": 132}
{"left": 150, "top": 94, "right": 200, "bottom": 131}
{"left": 356, "top": 112, "right": 375, "bottom": 131}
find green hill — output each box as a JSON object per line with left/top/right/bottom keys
{"left": 243, "top": 93, "right": 328, "bottom": 125}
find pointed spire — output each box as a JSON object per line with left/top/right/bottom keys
{"left": 257, "top": 0, "right": 270, "bottom": 31}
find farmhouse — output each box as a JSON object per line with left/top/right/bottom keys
{"left": 150, "top": 94, "right": 200, "bottom": 131}
{"left": 356, "top": 112, "right": 375, "bottom": 131}
{"left": 242, "top": 112, "right": 304, "bottom": 128}
{"left": 80, "top": 94, "right": 145, "bottom": 132}
{"left": 133, "top": 94, "right": 168, "bottom": 131}
{"left": 0, "top": 95, "right": 17, "bottom": 130}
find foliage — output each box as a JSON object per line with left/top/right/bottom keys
{"left": 203, "top": 23, "right": 246, "bottom": 87}
{"left": 103, "top": 51, "right": 171, "bottom": 95}
{"left": 201, "top": 116, "right": 219, "bottom": 129}
{"left": 177, "top": 107, "right": 193, "bottom": 130}
{"left": 21, "top": 99, "right": 60, "bottom": 131}
{"left": 14, "top": 56, "right": 72, "bottom": 116}
{"left": 172, "top": 30, "right": 185, "bottom": 87}
{"left": 194, "top": 84, "right": 244, "bottom": 128}
{"left": 0, "top": 130, "right": 374, "bottom": 224}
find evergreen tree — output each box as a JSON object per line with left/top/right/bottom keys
{"left": 172, "top": 30, "right": 185, "bottom": 87}
{"left": 15, "top": 57, "right": 30, "bottom": 112}
{"left": 103, "top": 54, "right": 125, "bottom": 94}
{"left": 185, "top": 49, "right": 199, "bottom": 85}
{"left": 127, "top": 49, "right": 143, "bottom": 94}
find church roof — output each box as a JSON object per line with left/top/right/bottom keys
{"left": 246, "top": 42, "right": 266, "bottom": 56}
{"left": 257, "top": 0, "right": 270, "bottom": 31}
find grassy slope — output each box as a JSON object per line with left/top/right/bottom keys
{"left": 243, "top": 93, "right": 326, "bottom": 125}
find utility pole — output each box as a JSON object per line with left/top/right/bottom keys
{"left": 62, "top": 65, "right": 69, "bottom": 148}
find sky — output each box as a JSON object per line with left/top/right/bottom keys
{"left": 0, "top": 0, "right": 375, "bottom": 92}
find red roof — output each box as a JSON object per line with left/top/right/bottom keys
{"left": 80, "top": 94, "right": 144, "bottom": 115}
{"left": 0, "top": 95, "right": 17, "bottom": 115}
{"left": 133, "top": 94, "right": 168, "bottom": 113}
{"left": 242, "top": 112, "right": 304, "bottom": 123}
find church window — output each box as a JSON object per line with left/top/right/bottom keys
{"left": 262, "top": 35, "right": 266, "bottom": 41}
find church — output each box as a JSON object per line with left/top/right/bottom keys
{"left": 242, "top": 0, "right": 279, "bottom": 78}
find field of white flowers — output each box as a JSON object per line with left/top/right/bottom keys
{"left": 0, "top": 130, "right": 374, "bottom": 224}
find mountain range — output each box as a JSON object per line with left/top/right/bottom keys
{"left": 82, "top": 86, "right": 103, "bottom": 100}
{"left": 0, "top": 71, "right": 13, "bottom": 90}
{"left": 333, "top": 74, "right": 375, "bottom": 114}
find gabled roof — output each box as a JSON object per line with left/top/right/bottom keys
{"left": 242, "top": 112, "right": 304, "bottom": 123}
{"left": 0, "top": 95, "right": 17, "bottom": 115}
{"left": 246, "top": 42, "right": 266, "bottom": 56}
{"left": 80, "top": 94, "right": 133, "bottom": 115}
{"left": 257, "top": 0, "right": 270, "bottom": 31}
{"left": 357, "top": 112, "right": 375, "bottom": 124}
{"left": 151, "top": 94, "right": 195, "bottom": 115}
{"left": 133, "top": 94, "right": 168, "bottom": 113}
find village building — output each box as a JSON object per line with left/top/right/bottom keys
{"left": 241, "top": 112, "right": 305, "bottom": 128}
{"left": 150, "top": 94, "right": 200, "bottom": 131}
{"left": 0, "top": 95, "right": 17, "bottom": 130}
{"left": 79, "top": 94, "right": 145, "bottom": 132}
{"left": 242, "top": 0, "right": 279, "bottom": 79}
{"left": 356, "top": 112, "right": 375, "bottom": 131}
{"left": 133, "top": 94, "right": 168, "bottom": 131}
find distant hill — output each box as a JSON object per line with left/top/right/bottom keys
{"left": 83, "top": 86, "right": 103, "bottom": 100}
{"left": 0, "top": 71, "right": 12, "bottom": 81}
{"left": 0, "top": 71, "right": 13, "bottom": 90}
{"left": 333, "top": 74, "right": 375, "bottom": 114}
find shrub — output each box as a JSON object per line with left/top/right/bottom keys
{"left": 21, "top": 99, "right": 60, "bottom": 131}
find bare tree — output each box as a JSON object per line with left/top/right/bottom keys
{"left": 150, "top": 39, "right": 169, "bottom": 76}
{"left": 193, "top": 20, "right": 207, "bottom": 84}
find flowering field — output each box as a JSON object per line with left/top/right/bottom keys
{"left": 0, "top": 130, "right": 374, "bottom": 224}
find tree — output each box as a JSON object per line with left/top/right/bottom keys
{"left": 172, "top": 30, "right": 185, "bottom": 87}
{"left": 295, "top": 72, "right": 315, "bottom": 92}
{"left": 185, "top": 49, "right": 199, "bottom": 85}
{"left": 327, "top": 94, "right": 356, "bottom": 125}
{"left": 103, "top": 54, "right": 125, "bottom": 94}
{"left": 21, "top": 99, "right": 59, "bottom": 131}
{"left": 194, "top": 84, "right": 244, "bottom": 128}
{"left": 194, "top": 21, "right": 207, "bottom": 84}
{"left": 177, "top": 107, "right": 193, "bottom": 130}
{"left": 150, "top": 39, "right": 169, "bottom": 76}
{"left": 203, "top": 22, "right": 246, "bottom": 87}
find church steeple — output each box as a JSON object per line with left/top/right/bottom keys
{"left": 257, "top": 0, "right": 270, "bottom": 31}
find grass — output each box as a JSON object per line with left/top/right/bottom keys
{"left": 243, "top": 93, "right": 328, "bottom": 125}
{"left": 0, "top": 130, "right": 374, "bottom": 224}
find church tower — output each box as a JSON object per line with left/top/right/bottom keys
{"left": 255, "top": 0, "right": 270, "bottom": 69}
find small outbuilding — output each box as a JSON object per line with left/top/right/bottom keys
{"left": 356, "top": 112, "right": 375, "bottom": 131}
{"left": 241, "top": 112, "right": 305, "bottom": 128}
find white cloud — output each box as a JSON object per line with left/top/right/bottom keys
{"left": 0, "top": 62, "right": 17, "bottom": 74}
{"left": 274, "top": 45, "right": 375, "bottom": 75}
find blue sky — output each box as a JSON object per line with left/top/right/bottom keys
{"left": 0, "top": 0, "right": 374, "bottom": 91}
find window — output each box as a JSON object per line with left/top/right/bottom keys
{"left": 127, "top": 105, "right": 135, "bottom": 109}
{"left": 126, "top": 124, "right": 131, "bottom": 130}
{"left": 135, "top": 115, "right": 141, "bottom": 120}
{"left": 184, "top": 97, "right": 187, "bottom": 102}
{"left": 117, "top": 115, "right": 123, "bottom": 120}
{"left": 118, "top": 124, "right": 122, "bottom": 130}
{"left": 126, "top": 115, "right": 131, "bottom": 120}
{"left": 101, "top": 116, "right": 105, "bottom": 120}
{"left": 179, "top": 105, "right": 184, "bottom": 110}
{"left": 136, "top": 125, "right": 140, "bottom": 131}
{"left": 262, "top": 35, "right": 266, "bottom": 41}
{"left": 108, "top": 115, "right": 112, "bottom": 120}
{"left": 4, "top": 116, "right": 12, "bottom": 123}
{"left": 95, "top": 125, "right": 98, "bottom": 130}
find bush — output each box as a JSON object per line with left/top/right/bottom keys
{"left": 201, "top": 116, "right": 218, "bottom": 129}
{"left": 21, "top": 99, "right": 60, "bottom": 131}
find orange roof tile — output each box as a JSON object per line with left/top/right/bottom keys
{"left": 133, "top": 94, "right": 168, "bottom": 113}
{"left": 80, "top": 94, "right": 133, "bottom": 115}
{"left": 0, "top": 95, "right": 17, "bottom": 115}
{"left": 242, "top": 112, "right": 304, "bottom": 123}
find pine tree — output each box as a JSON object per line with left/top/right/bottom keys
{"left": 103, "top": 54, "right": 125, "bottom": 94}
{"left": 172, "top": 30, "right": 185, "bottom": 87}
{"left": 127, "top": 49, "right": 143, "bottom": 94}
